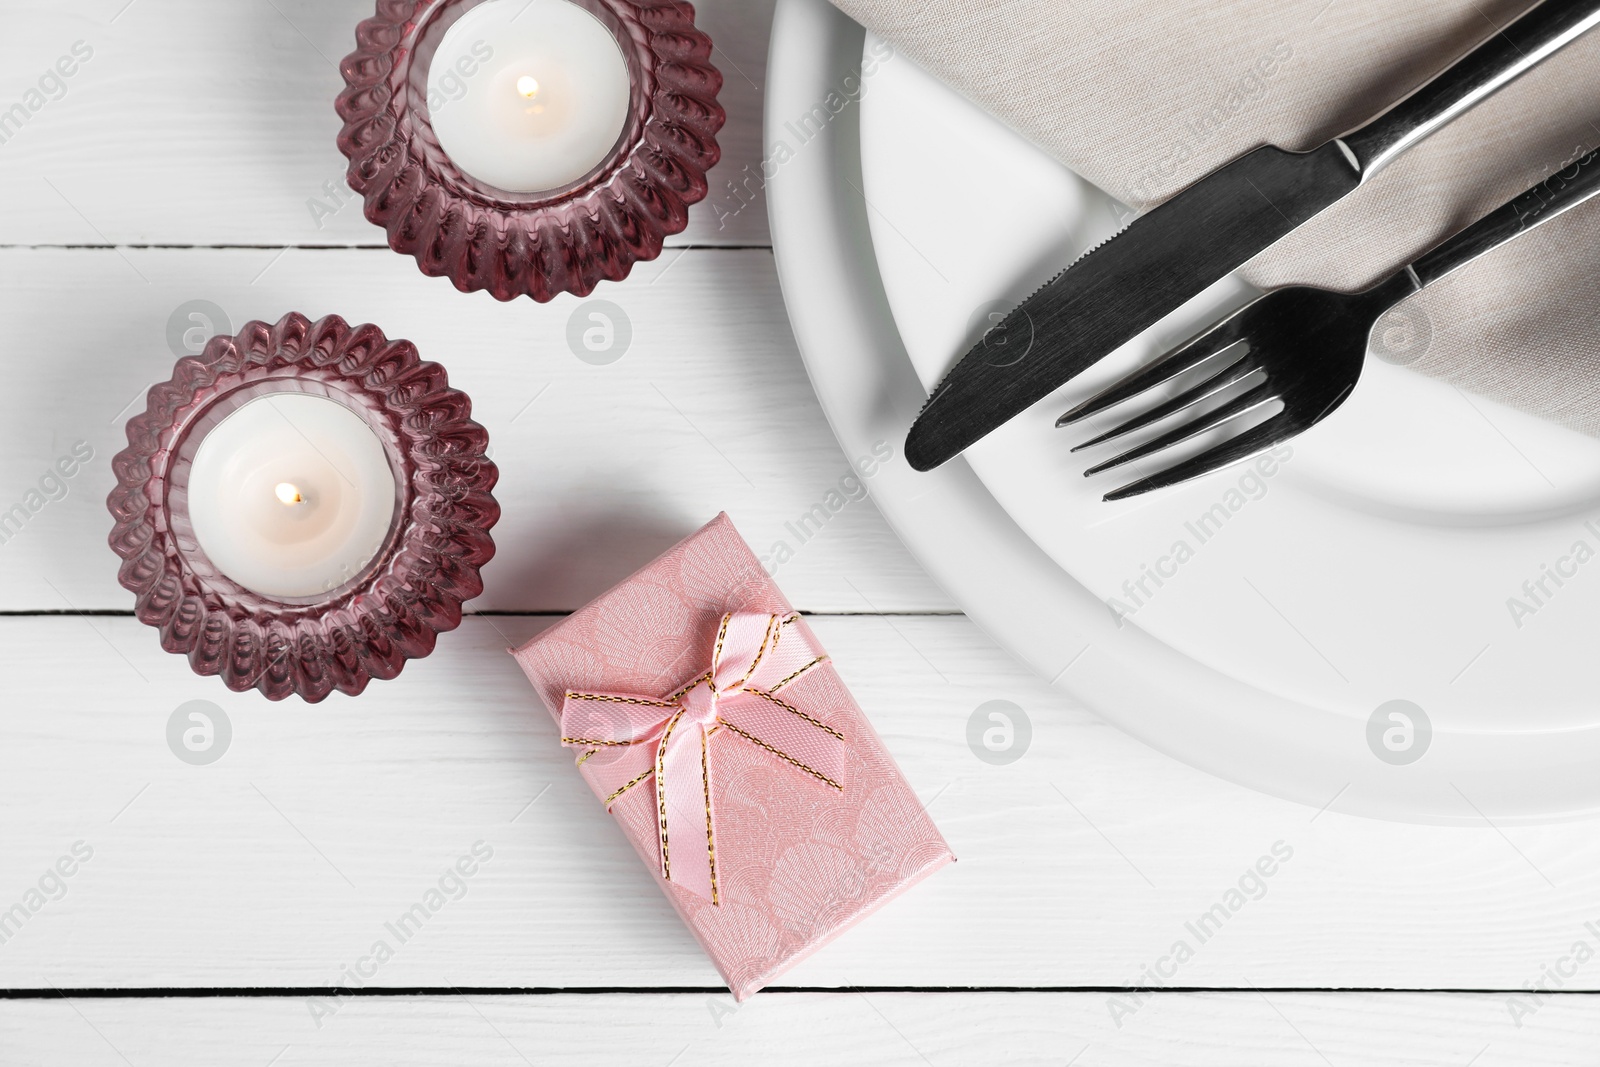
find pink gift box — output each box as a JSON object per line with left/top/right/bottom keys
{"left": 509, "top": 513, "right": 953, "bottom": 999}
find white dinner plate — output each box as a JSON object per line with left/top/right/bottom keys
{"left": 766, "top": 0, "right": 1600, "bottom": 821}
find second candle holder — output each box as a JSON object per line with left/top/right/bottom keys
{"left": 107, "top": 312, "right": 499, "bottom": 703}
{"left": 335, "top": 0, "right": 726, "bottom": 302}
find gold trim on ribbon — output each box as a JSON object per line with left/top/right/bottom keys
{"left": 604, "top": 765, "right": 656, "bottom": 808}
{"left": 562, "top": 736, "right": 639, "bottom": 747}
{"left": 566, "top": 691, "right": 677, "bottom": 709}
{"left": 655, "top": 709, "right": 687, "bottom": 881}
{"left": 746, "top": 688, "right": 845, "bottom": 740}
{"left": 718, "top": 718, "right": 843, "bottom": 791}
{"left": 576, "top": 748, "right": 598, "bottom": 767}
{"left": 708, "top": 615, "right": 733, "bottom": 694}
{"left": 665, "top": 670, "right": 713, "bottom": 703}
{"left": 766, "top": 654, "right": 829, "bottom": 693}
{"left": 701, "top": 726, "right": 719, "bottom": 906}
{"left": 719, "top": 614, "right": 781, "bottom": 694}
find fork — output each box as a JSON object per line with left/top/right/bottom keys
{"left": 1057, "top": 143, "right": 1600, "bottom": 501}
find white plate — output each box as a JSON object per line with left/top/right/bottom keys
{"left": 766, "top": 0, "right": 1600, "bottom": 821}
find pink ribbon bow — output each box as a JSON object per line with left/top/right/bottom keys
{"left": 560, "top": 612, "right": 845, "bottom": 905}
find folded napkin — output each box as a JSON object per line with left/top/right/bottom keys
{"left": 829, "top": 0, "right": 1600, "bottom": 435}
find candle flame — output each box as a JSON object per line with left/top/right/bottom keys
{"left": 516, "top": 75, "right": 540, "bottom": 99}
{"left": 275, "top": 482, "right": 305, "bottom": 506}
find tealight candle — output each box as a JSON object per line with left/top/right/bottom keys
{"left": 427, "top": 0, "right": 633, "bottom": 194}
{"left": 110, "top": 313, "right": 500, "bottom": 701}
{"left": 337, "top": 0, "right": 724, "bottom": 300}
{"left": 185, "top": 393, "right": 397, "bottom": 599}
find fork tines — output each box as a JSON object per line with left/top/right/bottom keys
{"left": 1057, "top": 314, "right": 1286, "bottom": 501}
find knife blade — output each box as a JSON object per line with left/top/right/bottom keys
{"left": 905, "top": 0, "right": 1600, "bottom": 471}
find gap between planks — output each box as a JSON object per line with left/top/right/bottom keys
{"left": 1, "top": 985, "right": 1580, "bottom": 999}
{"left": 0, "top": 244, "right": 776, "bottom": 252}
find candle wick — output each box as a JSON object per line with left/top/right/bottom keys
{"left": 275, "top": 482, "right": 305, "bottom": 506}
{"left": 516, "top": 75, "right": 540, "bottom": 100}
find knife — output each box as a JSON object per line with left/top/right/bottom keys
{"left": 905, "top": 0, "right": 1600, "bottom": 471}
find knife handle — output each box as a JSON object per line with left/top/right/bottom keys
{"left": 1409, "top": 143, "right": 1600, "bottom": 288}
{"left": 1338, "top": 0, "right": 1600, "bottom": 180}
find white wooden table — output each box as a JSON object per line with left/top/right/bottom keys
{"left": 2, "top": 2, "right": 1598, "bottom": 1063}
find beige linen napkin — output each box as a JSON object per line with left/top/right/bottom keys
{"left": 828, "top": 0, "right": 1600, "bottom": 434}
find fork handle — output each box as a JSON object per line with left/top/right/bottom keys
{"left": 1338, "top": 0, "right": 1600, "bottom": 180}
{"left": 1409, "top": 144, "right": 1600, "bottom": 288}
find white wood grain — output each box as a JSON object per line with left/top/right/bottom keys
{"left": 0, "top": 0, "right": 774, "bottom": 247}
{"left": 2, "top": 613, "right": 1599, "bottom": 991}
{"left": 2, "top": 0, "right": 1589, "bottom": 1052}
{"left": 2, "top": 991, "right": 1594, "bottom": 1066}
{"left": 0, "top": 246, "right": 951, "bottom": 613}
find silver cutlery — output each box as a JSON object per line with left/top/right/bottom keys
{"left": 905, "top": 0, "right": 1600, "bottom": 472}
{"left": 1058, "top": 144, "right": 1600, "bottom": 500}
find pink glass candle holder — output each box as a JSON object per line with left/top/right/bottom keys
{"left": 107, "top": 312, "right": 500, "bottom": 703}
{"left": 335, "top": 0, "right": 725, "bottom": 302}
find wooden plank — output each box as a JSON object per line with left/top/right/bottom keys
{"left": 0, "top": 0, "right": 774, "bottom": 247}
{"left": 0, "top": 246, "right": 951, "bottom": 613}
{"left": 3, "top": 612, "right": 1600, "bottom": 990}
{"left": 2, "top": 991, "right": 1594, "bottom": 1065}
